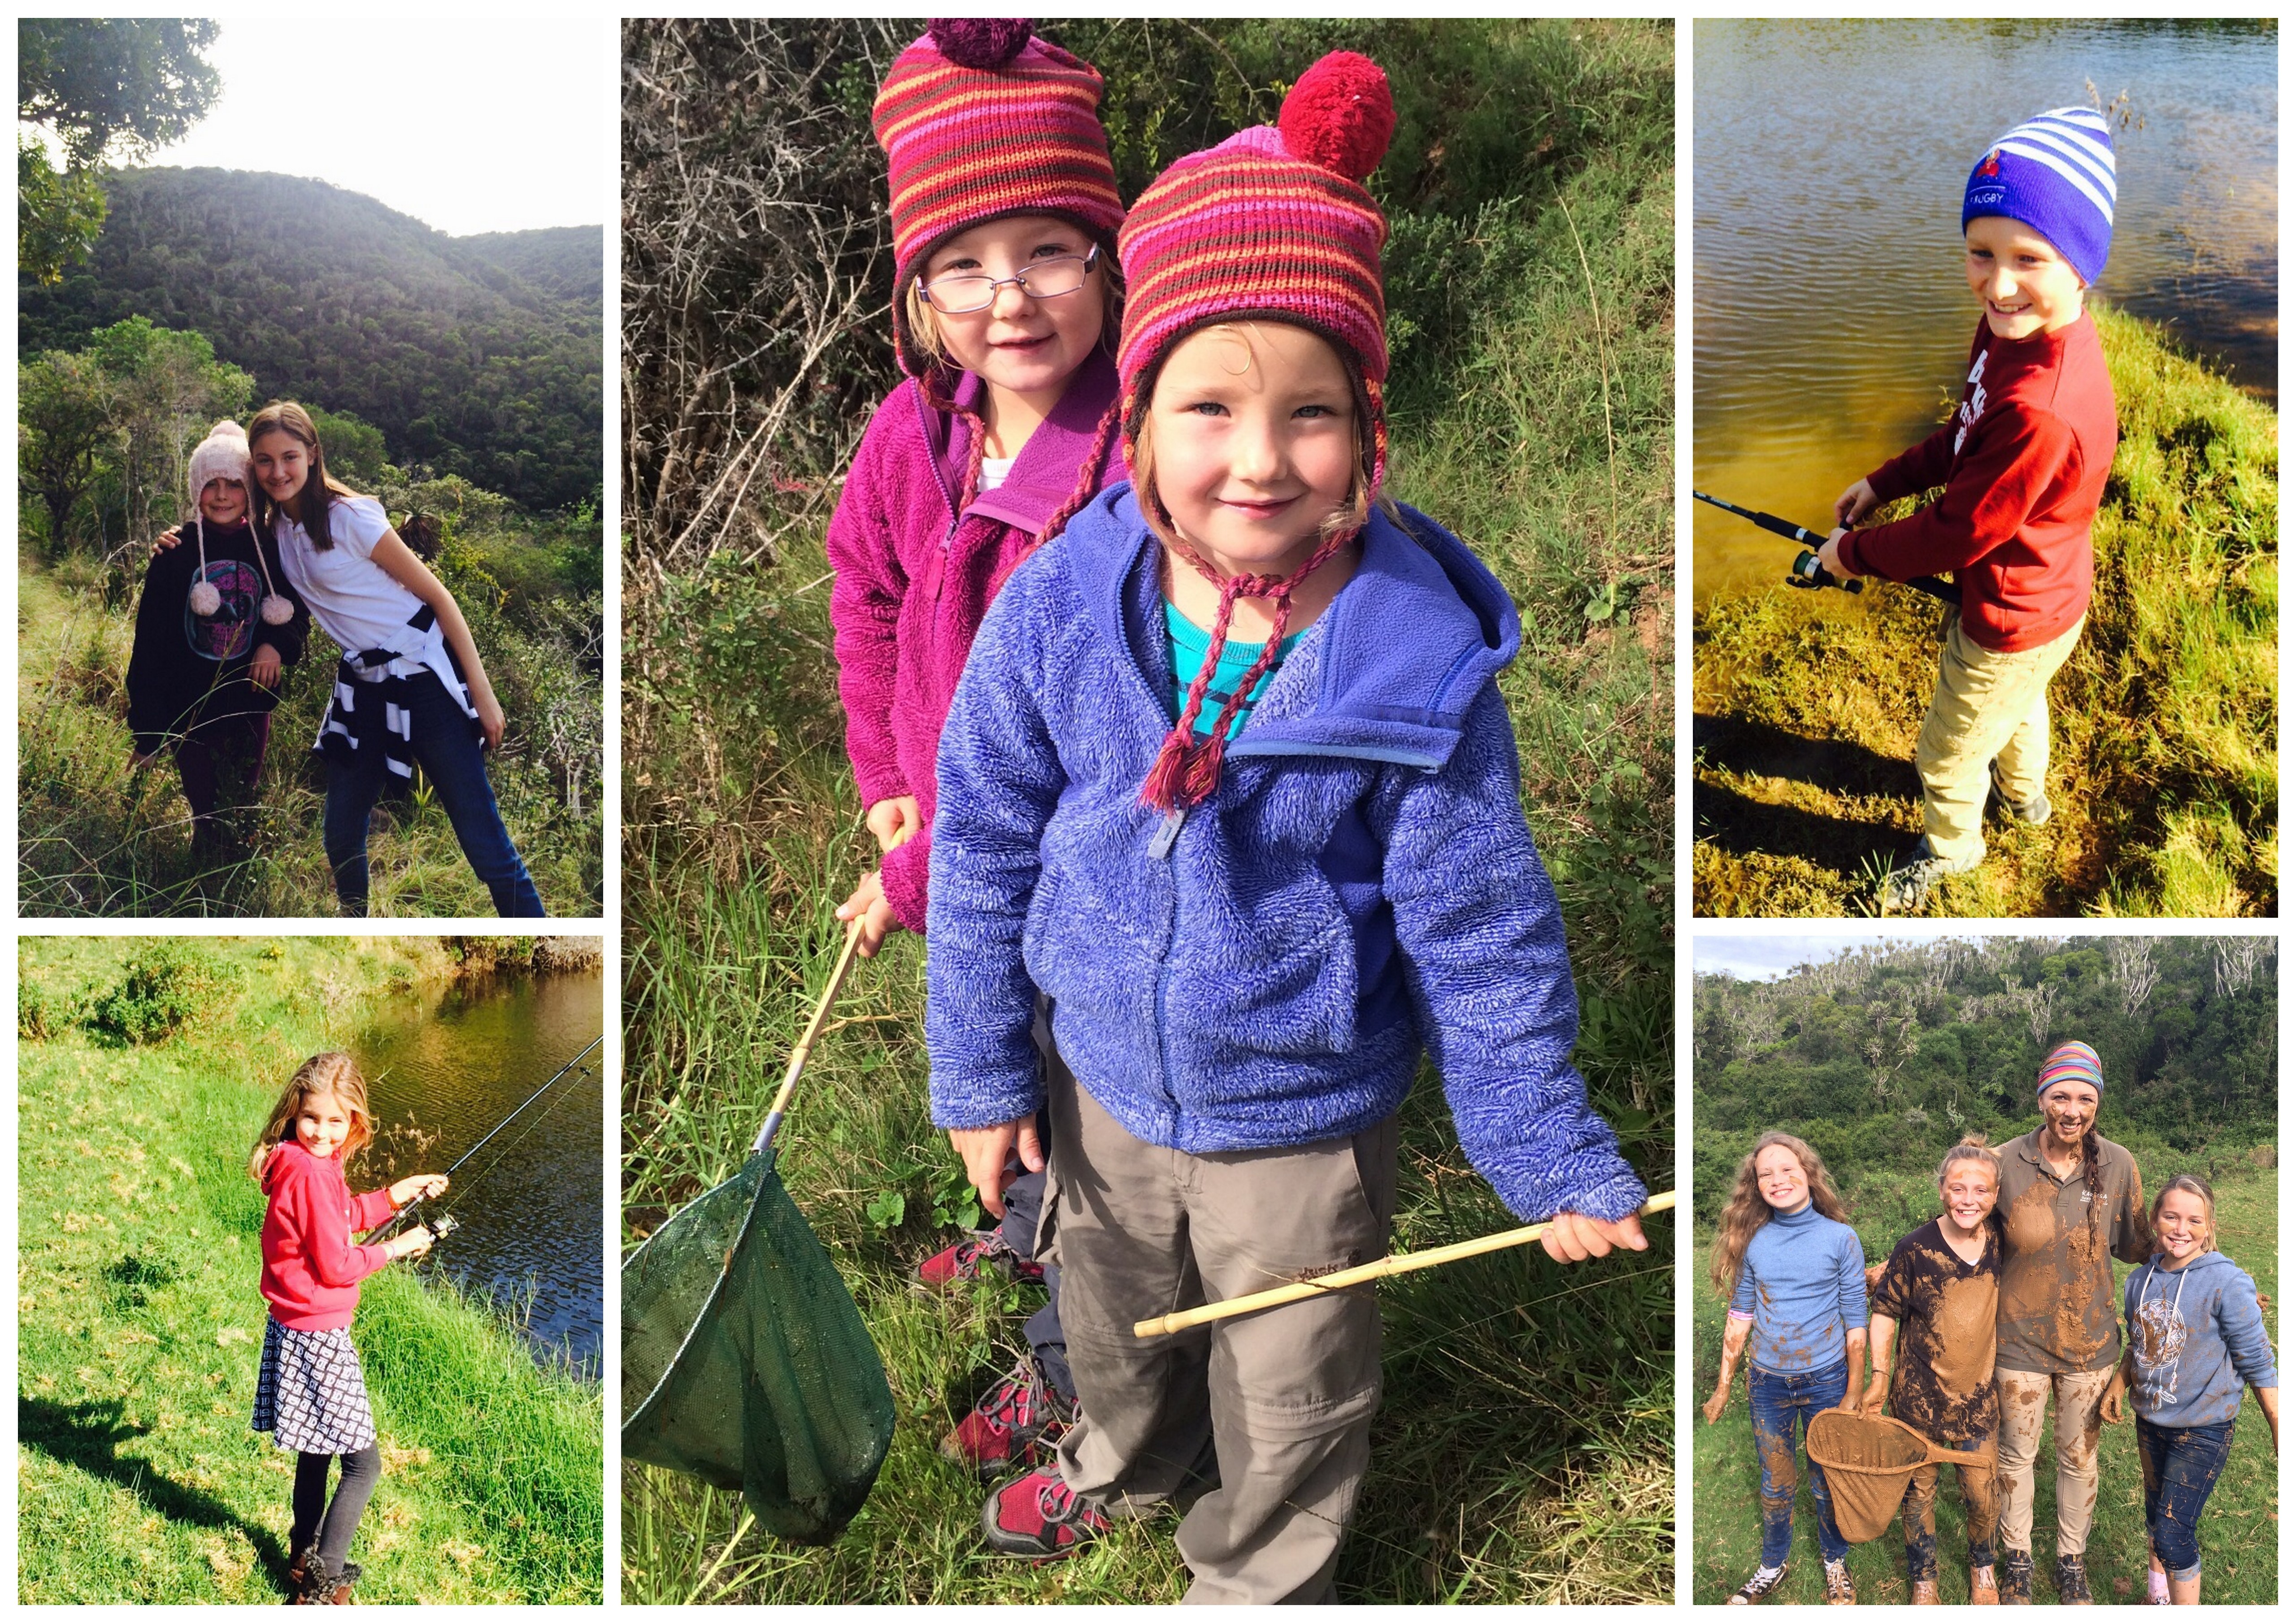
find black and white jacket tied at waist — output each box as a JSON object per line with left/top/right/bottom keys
{"left": 313, "top": 603, "right": 482, "bottom": 790}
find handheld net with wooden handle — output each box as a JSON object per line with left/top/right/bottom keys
{"left": 752, "top": 919, "right": 866, "bottom": 1159}
{"left": 1133, "top": 1190, "right": 1677, "bottom": 1338}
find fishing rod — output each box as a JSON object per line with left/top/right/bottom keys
{"left": 1692, "top": 491, "right": 1961, "bottom": 606}
{"left": 362, "top": 1033, "right": 605, "bottom": 1245}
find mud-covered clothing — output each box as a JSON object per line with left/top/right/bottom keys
{"left": 1995, "top": 1364, "right": 2113, "bottom": 1558}
{"left": 1872, "top": 1219, "right": 2002, "bottom": 1445}
{"left": 1728, "top": 1201, "right": 1869, "bottom": 1376}
{"left": 2124, "top": 1250, "right": 2277, "bottom": 1428}
{"left": 2134, "top": 1415, "right": 2235, "bottom": 1582}
{"left": 1837, "top": 312, "right": 2117, "bottom": 654}
{"left": 1993, "top": 1127, "right": 2148, "bottom": 1375}
{"left": 126, "top": 518, "right": 309, "bottom": 754}
{"left": 1749, "top": 1358, "right": 1852, "bottom": 1568}
{"left": 1897, "top": 1448, "right": 1999, "bottom": 1583}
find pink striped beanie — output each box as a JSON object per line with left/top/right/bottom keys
{"left": 2037, "top": 1039, "right": 2104, "bottom": 1098}
{"left": 872, "top": 20, "right": 1125, "bottom": 377}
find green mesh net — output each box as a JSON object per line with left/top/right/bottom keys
{"left": 621, "top": 1148, "right": 895, "bottom": 1545}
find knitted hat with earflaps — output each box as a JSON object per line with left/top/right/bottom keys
{"left": 1116, "top": 51, "right": 1396, "bottom": 815}
{"left": 183, "top": 417, "right": 292, "bottom": 625}
{"left": 872, "top": 19, "right": 1126, "bottom": 381}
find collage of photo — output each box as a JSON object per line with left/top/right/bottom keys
{"left": 11, "top": 13, "right": 2281, "bottom": 1610}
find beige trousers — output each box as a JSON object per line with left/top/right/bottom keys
{"left": 1993, "top": 1365, "right": 2115, "bottom": 1558}
{"left": 1042, "top": 1046, "right": 1397, "bottom": 1604}
{"left": 1916, "top": 615, "right": 2086, "bottom": 866}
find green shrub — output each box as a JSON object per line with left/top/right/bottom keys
{"left": 86, "top": 944, "right": 225, "bottom": 1045}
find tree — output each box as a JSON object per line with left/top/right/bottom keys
{"left": 83, "top": 317, "right": 253, "bottom": 546}
{"left": 17, "top": 18, "right": 221, "bottom": 283}
{"left": 18, "top": 349, "right": 113, "bottom": 547}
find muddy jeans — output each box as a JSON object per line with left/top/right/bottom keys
{"left": 1043, "top": 1045, "right": 1397, "bottom": 1604}
{"left": 1916, "top": 614, "right": 2086, "bottom": 867}
{"left": 2134, "top": 1416, "right": 2235, "bottom": 1582}
{"left": 1898, "top": 1443, "right": 1999, "bottom": 1582}
{"left": 1994, "top": 1365, "right": 2114, "bottom": 1558}
{"left": 1748, "top": 1359, "right": 1852, "bottom": 1568}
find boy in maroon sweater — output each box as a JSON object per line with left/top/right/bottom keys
{"left": 1816, "top": 107, "right": 2120, "bottom": 912}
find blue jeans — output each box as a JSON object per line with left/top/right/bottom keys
{"left": 2135, "top": 1415, "right": 2235, "bottom": 1582}
{"left": 322, "top": 673, "right": 545, "bottom": 917}
{"left": 1750, "top": 1359, "right": 1852, "bottom": 1568}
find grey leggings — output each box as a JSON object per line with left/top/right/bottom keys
{"left": 291, "top": 1445, "right": 382, "bottom": 1578}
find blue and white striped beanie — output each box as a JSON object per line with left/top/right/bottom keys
{"left": 1961, "top": 106, "right": 2116, "bottom": 285}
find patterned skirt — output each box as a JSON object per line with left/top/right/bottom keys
{"left": 251, "top": 1319, "right": 377, "bottom": 1455}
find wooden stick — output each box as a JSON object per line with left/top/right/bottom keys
{"left": 1133, "top": 1190, "right": 1678, "bottom": 1339}
{"left": 752, "top": 919, "right": 866, "bottom": 1158}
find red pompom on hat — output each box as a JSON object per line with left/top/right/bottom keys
{"left": 929, "top": 17, "right": 1033, "bottom": 69}
{"left": 1277, "top": 50, "right": 1395, "bottom": 183}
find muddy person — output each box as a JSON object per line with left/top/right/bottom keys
{"left": 827, "top": 17, "right": 1130, "bottom": 1479}
{"left": 1705, "top": 1133, "right": 1870, "bottom": 1605}
{"left": 1812, "top": 108, "right": 2121, "bottom": 913}
{"left": 1987, "top": 1041, "right": 2150, "bottom": 1603}
{"left": 1860, "top": 1134, "right": 2006, "bottom": 1605}
{"left": 926, "top": 52, "right": 1649, "bottom": 1600}
{"left": 2098, "top": 1174, "right": 2279, "bottom": 1605}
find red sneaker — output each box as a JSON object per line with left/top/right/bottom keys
{"left": 941, "top": 1354, "right": 1072, "bottom": 1471}
{"left": 918, "top": 1230, "right": 1046, "bottom": 1288}
{"left": 980, "top": 1465, "right": 1110, "bottom": 1558}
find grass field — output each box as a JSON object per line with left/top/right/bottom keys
{"left": 18, "top": 540, "right": 602, "bottom": 919}
{"left": 1688, "top": 1167, "right": 2278, "bottom": 1605}
{"left": 17, "top": 937, "right": 603, "bottom": 1604}
{"left": 1693, "top": 302, "right": 2278, "bottom": 918}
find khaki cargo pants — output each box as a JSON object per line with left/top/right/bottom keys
{"left": 1994, "top": 1366, "right": 2115, "bottom": 1558}
{"left": 1917, "top": 615, "right": 2086, "bottom": 867}
{"left": 1041, "top": 1045, "right": 1397, "bottom": 1604}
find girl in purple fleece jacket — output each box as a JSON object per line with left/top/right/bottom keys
{"left": 825, "top": 21, "right": 1128, "bottom": 1471}
{"left": 926, "top": 56, "right": 1648, "bottom": 1597}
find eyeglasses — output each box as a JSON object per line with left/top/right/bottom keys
{"left": 918, "top": 243, "right": 1101, "bottom": 314}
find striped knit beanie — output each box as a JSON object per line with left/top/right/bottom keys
{"left": 872, "top": 20, "right": 1125, "bottom": 377}
{"left": 1962, "top": 106, "right": 2116, "bottom": 285}
{"left": 2037, "top": 1039, "right": 2105, "bottom": 1099}
{"left": 1119, "top": 52, "right": 1398, "bottom": 816}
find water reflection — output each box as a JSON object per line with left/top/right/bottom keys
{"left": 1694, "top": 19, "right": 2276, "bottom": 600}
{"left": 359, "top": 967, "right": 605, "bottom": 1372}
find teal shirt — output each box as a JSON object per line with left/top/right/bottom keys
{"left": 1165, "top": 602, "right": 1301, "bottom": 741}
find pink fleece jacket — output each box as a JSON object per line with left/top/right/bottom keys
{"left": 825, "top": 350, "right": 1123, "bottom": 931}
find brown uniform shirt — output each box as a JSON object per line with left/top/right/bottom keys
{"left": 1874, "top": 1218, "right": 2001, "bottom": 1444}
{"left": 1995, "top": 1126, "right": 2149, "bottom": 1375}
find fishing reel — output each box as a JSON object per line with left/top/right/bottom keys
{"left": 421, "top": 1212, "right": 460, "bottom": 1243}
{"left": 1788, "top": 549, "right": 1864, "bottom": 594}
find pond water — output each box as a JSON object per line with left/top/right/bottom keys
{"left": 357, "top": 966, "right": 604, "bottom": 1372}
{"left": 1693, "top": 19, "right": 2277, "bottom": 601}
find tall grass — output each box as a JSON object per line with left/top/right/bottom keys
{"left": 1695, "top": 302, "right": 2278, "bottom": 917}
{"left": 17, "top": 937, "right": 603, "bottom": 1604}
{"left": 1687, "top": 1166, "right": 2278, "bottom": 1605}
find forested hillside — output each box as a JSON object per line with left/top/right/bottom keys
{"left": 1692, "top": 936, "right": 2276, "bottom": 1219}
{"left": 19, "top": 167, "right": 601, "bottom": 511}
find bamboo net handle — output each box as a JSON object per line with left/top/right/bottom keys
{"left": 752, "top": 919, "right": 867, "bottom": 1157}
{"left": 1134, "top": 1190, "right": 1677, "bottom": 1339}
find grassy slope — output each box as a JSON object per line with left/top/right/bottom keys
{"left": 1693, "top": 303, "right": 2278, "bottom": 917}
{"left": 17, "top": 937, "right": 603, "bottom": 1604}
{"left": 1688, "top": 1168, "right": 2278, "bottom": 1605}
{"left": 620, "top": 23, "right": 1675, "bottom": 1605}
{"left": 18, "top": 540, "right": 601, "bottom": 919}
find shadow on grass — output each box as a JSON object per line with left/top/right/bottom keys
{"left": 1692, "top": 713, "right": 1918, "bottom": 801}
{"left": 18, "top": 1394, "right": 292, "bottom": 1598}
{"left": 1694, "top": 777, "right": 1904, "bottom": 869}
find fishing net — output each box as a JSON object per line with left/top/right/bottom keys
{"left": 1806, "top": 1409, "right": 1994, "bottom": 1544}
{"left": 621, "top": 1147, "right": 895, "bottom": 1545}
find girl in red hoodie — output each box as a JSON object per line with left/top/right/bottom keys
{"left": 248, "top": 1052, "right": 446, "bottom": 1604}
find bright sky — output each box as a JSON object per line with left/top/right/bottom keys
{"left": 1692, "top": 933, "right": 1943, "bottom": 981}
{"left": 133, "top": 18, "right": 607, "bottom": 236}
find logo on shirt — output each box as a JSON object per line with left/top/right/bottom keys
{"left": 1952, "top": 351, "right": 1989, "bottom": 458}
{"left": 1979, "top": 151, "right": 2001, "bottom": 178}
{"left": 2131, "top": 1294, "right": 2188, "bottom": 1407}
{"left": 185, "top": 559, "right": 263, "bottom": 662}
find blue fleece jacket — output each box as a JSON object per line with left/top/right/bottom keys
{"left": 2125, "top": 1250, "right": 2278, "bottom": 1428}
{"left": 924, "top": 486, "right": 1646, "bottom": 1224}
{"left": 1728, "top": 1202, "right": 1870, "bottom": 1376}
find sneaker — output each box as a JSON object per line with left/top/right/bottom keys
{"left": 980, "top": 1465, "right": 1110, "bottom": 1559}
{"left": 940, "top": 1354, "right": 1072, "bottom": 1471}
{"left": 2000, "top": 1549, "right": 2033, "bottom": 1605}
{"left": 1911, "top": 1577, "right": 1939, "bottom": 1605}
{"left": 1727, "top": 1562, "right": 1789, "bottom": 1605}
{"left": 1879, "top": 838, "right": 1979, "bottom": 913}
{"left": 919, "top": 1230, "right": 1045, "bottom": 1289}
{"left": 2009, "top": 791, "right": 2051, "bottom": 826}
{"left": 2055, "top": 1554, "right": 2092, "bottom": 1606}
{"left": 1824, "top": 1558, "right": 1857, "bottom": 1606}
{"left": 1970, "top": 1564, "right": 1999, "bottom": 1606}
